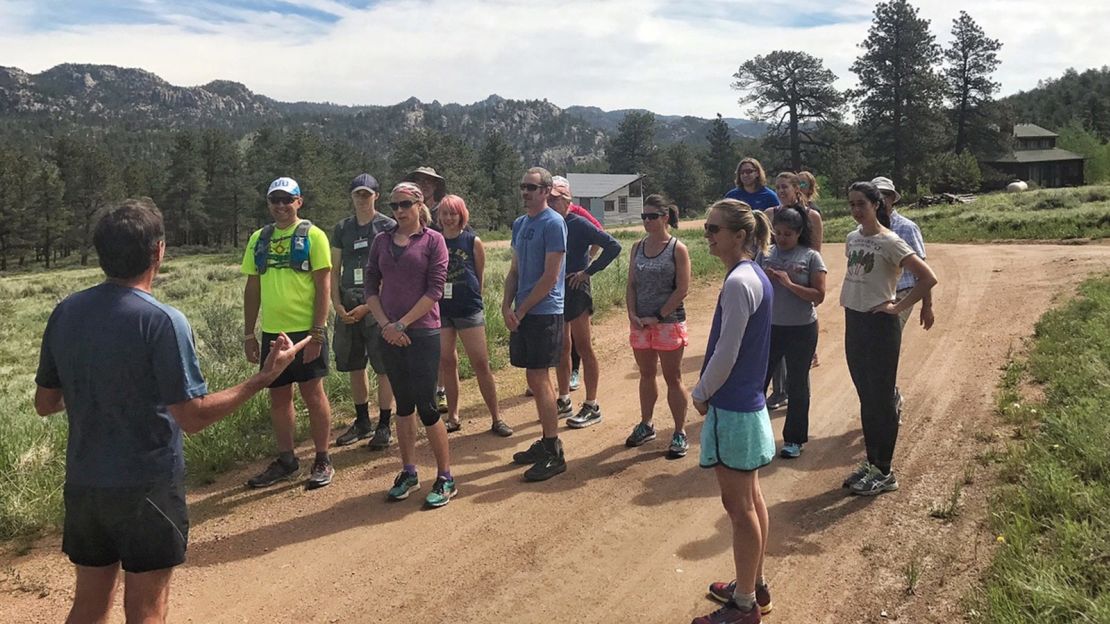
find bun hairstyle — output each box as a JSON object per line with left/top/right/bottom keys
{"left": 848, "top": 181, "right": 891, "bottom": 229}
{"left": 707, "top": 198, "right": 772, "bottom": 258}
{"left": 772, "top": 204, "right": 813, "bottom": 248}
{"left": 644, "top": 193, "right": 680, "bottom": 228}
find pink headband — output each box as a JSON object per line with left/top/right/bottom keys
{"left": 391, "top": 182, "right": 424, "bottom": 202}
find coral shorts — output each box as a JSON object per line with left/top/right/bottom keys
{"left": 629, "top": 321, "right": 688, "bottom": 352}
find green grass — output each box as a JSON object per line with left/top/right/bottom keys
{"left": 973, "top": 274, "right": 1110, "bottom": 623}
{"left": 821, "top": 185, "right": 1110, "bottom": 243}
{"left": 0, "top": 228, "right": 721, "bottom": 539}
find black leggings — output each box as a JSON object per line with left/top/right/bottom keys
{"left": 380, "top": 333, "right": 441, "bottom": 426}
{"left": 763, "top": 322, "right": 818, "bottom": 444}
{"left": 844, "top": 309, "right": 902, "bottom": 473}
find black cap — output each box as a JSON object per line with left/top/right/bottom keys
{"left": 349, "top": 173, "right": 379, "bottom": 193}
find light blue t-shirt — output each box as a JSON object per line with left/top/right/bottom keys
{"left": 511, "top": 207, "right": 567, "bottom": 315}
{"left": 36, "top": 283, "right": 208, "bottom": 487}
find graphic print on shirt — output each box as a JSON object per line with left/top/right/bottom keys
{"left": 446, "top": 247, "right": 470, "bottom": 283}
{"left": 264, "top": 234, "right": 296, "bottom": 270}
{"left": 847, "top": 249, "right": 876, "bottom": 277}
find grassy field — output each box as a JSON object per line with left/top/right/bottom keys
{"left": 976, "top": 274, "right": 1110, "bottom": 622}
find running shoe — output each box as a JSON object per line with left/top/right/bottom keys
{"left": 667, "top": 432, "right": 689, "bottom": 458}
{"left": 569, "top": 369, "right": 580, "bottom": 391}
{"left": 841, "top": 461, "right": 873, "bottom": 488}
{"left": 779, "top": 442, "right": 803, "bottom": 459}
{"left": 306, "top": 459, "right": 334, "bottom": 490}
{"left": 436, "top": 390, "right": 448, "bottom": 414}
{"left": 335, "top": 421, "right": 373, "bottom": 446}
{"left": 625, "top": 422, "right": 657, "bottom": 447}
{"left": 445, "top": 419, "right": 462, "bottom": 433}
{"left": 246, "top": 458, "right": 299, "bottom": 488}
{"left": 387, "top": 471, "right": 420, "bottom": 500}
{"left": 491, "top": 420, "right": 514, "bottom": 437}
{"left": 556, "top": 397, "right": 573, "bottom": 419}
{"left": 512, "top": 439, "right": 547, "bottom": 465}
{"left": 850, "top": 466, "right": 899, "bottom": 496}
{"left": 566, "top": 403, "right": 602, "bottom": 429}
{"left": 524, "top": 442, "right": 566, "bottom": 482}
{"left": 707, "top": 581, "right": 773, "bottom": 615}
{"left": 691, "top": 601, "right": 761, "bottom": 624}
{"left": 367, "top": 426, "right": 392, "bottom": 451}
{"left": 425, "top": 476, "right": 458, "bottom": 508}
{"left": 766, "top": 393, "right": 788, "bottom": 410}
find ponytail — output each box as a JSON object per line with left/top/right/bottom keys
{"left": 667, "top": 204, "right": 679, "bottom": 228}
{"left": 707, "top": 198, "right": 771, "bottom": 258}
{"left": 875, "top": 202, "right": 891, "bottom": 229}
{"left": 750, "top": 209, "right": 772, "bottom": 257}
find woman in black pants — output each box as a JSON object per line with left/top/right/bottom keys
{"left": 760, "top": 205, "right": 826, "bottom": 458}
{"left": 840, "top": 181, "right": 937, "bottom": 496}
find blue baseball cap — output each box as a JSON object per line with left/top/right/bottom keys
{"left": 267, "top": 177, "right": 301, "bottom": 197}
{"left": 350, "top": 173, "right": 379, "bottom": 193}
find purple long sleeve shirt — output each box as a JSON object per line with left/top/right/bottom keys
{"left": 363, "top": 226, "right": 448, "bottom": 330}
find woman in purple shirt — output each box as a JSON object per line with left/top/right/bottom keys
{"left": 365, "top": 182, "right": 456, "bottom": 508}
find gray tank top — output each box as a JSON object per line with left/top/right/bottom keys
{"left": 633, "top": 237, "right": 686, "bottom": 322}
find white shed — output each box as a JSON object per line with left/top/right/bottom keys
{"left": 565, "top": 173, "right": 645, "bottom": 226}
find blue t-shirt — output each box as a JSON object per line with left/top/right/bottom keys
{"left": 724, "top": 186, "right": 781, "bottom": 211}
{"left": 565, "top": 213, "right": 622, "bottom": 275}
{"left": 36, "top": 283, "right": 208, "bottom": 487}
{"left": 511, "top": 207, "right": 567, "bottom": 315}
{"left": 442, "top": 230, "right": 484, "bottom": 318}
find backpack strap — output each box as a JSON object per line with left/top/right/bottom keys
{"left": 290, "top": 220, "right": 313, "bottom": 272}
{"left": 253, "top": 224, "right": 277, "bottom": 274}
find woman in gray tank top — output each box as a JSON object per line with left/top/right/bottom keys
{"left": 625, "top": 194, "right": 692, "bottom": 458}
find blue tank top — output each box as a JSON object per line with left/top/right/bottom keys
{"left": 442, "top": 230, "right": 484, "bottom": 317}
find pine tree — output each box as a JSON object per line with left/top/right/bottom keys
{"left": 34, "top": 162, "right": 66, "bottom": 268}
{"left": 53, "top": 135, "right": 120, "bottom": 265}
{"left": 608, "top": 111, "right": 658, "bottom": 186}
{"left": 477, "top": 132, "right": 524, "bottom": 230}
{"left": 659, "top": 143, "right": 706, "bottom": 216}
{"left": 703, "top": 114, "right": 737, "bottom": 198}
{"left": 851, "top": 0, "right": 946, "bottom": 187}
{"left": 163, "top": 131, "right": 208, "bottom": 245}
{"left": 202, "top": 129, "right": 252, "bottom": 245}
{"left": 944, "top": 11, "right": 1003, "bottom": 155}
{"left": 732, "top": 51, "right": 844, "bottom": 171}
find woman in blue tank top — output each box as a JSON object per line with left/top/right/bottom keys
{"left": 437, "top": 195, "right": 511, "bottom": 437}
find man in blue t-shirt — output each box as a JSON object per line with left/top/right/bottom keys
{"left": 35, "top": 200, "right": 306, "bottom": 624}
{"left": 502, "top": 166, "right": 568, "bottom": 482}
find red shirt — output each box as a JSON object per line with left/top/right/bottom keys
{"left": 569, "top": 203, "right": 603, "bottom": 230}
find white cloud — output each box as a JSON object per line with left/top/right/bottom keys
{"left": 2, "top": 0, "right": 1105, "bottom": 117}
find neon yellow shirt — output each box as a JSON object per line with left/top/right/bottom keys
{"left": 240, "top": 220, "right": 333, "bottom": 333}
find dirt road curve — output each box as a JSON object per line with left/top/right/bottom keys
{"left": 3, "top": 243, "right": 1109, "bottom": 624}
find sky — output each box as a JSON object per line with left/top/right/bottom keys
{"left": 1, "top": 0, "right": 1106, "bottom": 118}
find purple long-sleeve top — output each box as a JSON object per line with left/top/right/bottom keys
{"left": 363, "top": 226, "right": 447, "bottom": 330}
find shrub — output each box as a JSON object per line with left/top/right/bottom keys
{"left": 922, "top": 150, "right": 982, "bottom": 193}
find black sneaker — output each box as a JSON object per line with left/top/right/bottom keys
{"left": 566, "top": 403, "right": 602, "bottom": 429}
{"left": 306, "top": 459, "right": 334, "bottom": 490}
{"left": 367, "top": 426, "right": 391, "bottom": 451}
{"left": 335, "top": 421, "right": 373, "bottom": 446}
{"left": 625, "top": 422, "right": 656, "bottom": 447}
{"left": 247, "top": 458, "right": 299, "bottom": 488}
{"left": 524, "top": 443, "right": 566, "bottom": 482}
{"left": 512, "top": 439, "right": 546, "bottom": 465}
{"left": 766, "top": 393, "right": 788, "bottom": 410}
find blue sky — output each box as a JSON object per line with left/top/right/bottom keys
{"left": 2, "top": 0, "right": 1105, "bottom": 118}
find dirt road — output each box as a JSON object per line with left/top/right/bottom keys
{"left": 3, "top": 243, "right": 1109, "bottom": 623}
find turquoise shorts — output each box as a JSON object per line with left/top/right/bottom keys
{"left": 699, "top": 405, "right": 775, "bottom": 472}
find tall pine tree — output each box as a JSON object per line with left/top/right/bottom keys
{"left": 163, "top": 131, "right": 208, "bottom": 245}
{"left": 608, "top": 111, "right": 658, "bottom": 188}
{"left": 703, "top": 114, "right": 737, "bottom": 199}
{"left": 944, "top": 11, "right": 1003, "bottom": 155}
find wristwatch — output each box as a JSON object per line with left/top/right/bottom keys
{"left": 393, "top": 321, "right": 407, "bottom": 333}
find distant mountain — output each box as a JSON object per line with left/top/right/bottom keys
{"left": 0, "top": 63, "right": 762, "bottom": 165}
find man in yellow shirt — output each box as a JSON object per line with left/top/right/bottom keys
{"left": 241, "top": 177, "right": 335, "bottom": 489}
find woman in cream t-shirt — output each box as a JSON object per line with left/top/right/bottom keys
{"left": 839, "top": 181, "right": 937, "bottom": 497}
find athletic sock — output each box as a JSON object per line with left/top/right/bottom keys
{"left": 732, "top": 590, "right": 756, "bottom": 611}
{"left": 559, "top": 394, "right": 570, "bottom": 403}
{"left": 378, "top": 409, "right": 392, "bottom": 430}
{"left": 278, "top": 450, "right": 297, "bottom": 467}
{"left": 354, "top": 402, "right": 370, "bottom": 427}
{"left": 403, "top": 464, "right": 417, "bottom": 477}
{"left": 541, "top": 436, "right": 561, "bottom": 455}
{"left": 314, "top": 451, "right": 330, "bottom": 465}
{"left": 436, "top": 386, "right": 445, "bottom": 394}
{"left": 756, "top": 577, "right": 767, "bottom": 589}
{"left": 437, "top": 470, "right": 453, "bottom": 482}
{"left": 584, "top": 399, "right": 598, "bottom": 409}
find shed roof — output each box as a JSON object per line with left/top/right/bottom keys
{"left": 566, "top": 173, "right": 643, "bottom": 198}
{"left": 1014, "top": 123, "right": 1058, "bottom": 138}
{"left": 984, "top": 148, "right": 1086, "bottom": 164}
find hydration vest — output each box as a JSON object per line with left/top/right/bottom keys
{"left": 253, "top": 220, "right": 313, "bottom": 274}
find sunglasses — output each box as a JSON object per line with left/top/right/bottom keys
{"left": 704, "top": 223, "right": 724, "bottom": 234}
{"left": 640, "top": 212, "right": 665, "bottom": 221}
{"left": 268, "top": 195, "right": 297, "bottom": 205}
{"left": 388, "top": 200, "right": 416, "bottom": 210}
{"left": 739, "top": 169, "right": 758, "bottom": 176}
{"left": 519, "top": 183, "right": 548, "bottom": 192}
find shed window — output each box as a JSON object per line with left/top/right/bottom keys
{"left": 618, "top": 197, "right": 629, "bottom": 213}
{"left": 604, "top": 200, "right": 615, "bottom": 212}
{"left": 628, "top": 180, "right": 642, "bottom": 197}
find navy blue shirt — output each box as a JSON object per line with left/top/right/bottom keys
{"left": 724, "top": 186, "right": 781, "bottom": 211}
{"left": 36, "top": 283, "right": 208, "bottom": 487}
{"left": 442, "top": 230, "right": 484, "bottom": 318}
{"left": 565, "top": 213, "right": 622, "bottom": 275}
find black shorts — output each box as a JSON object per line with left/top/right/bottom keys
{"left": 63, "top": 480, "right": 188, "bottom": 573}
{"left": 262, "top": 331, "right": 330, "bottom": 388}
{"left": 564, "top": 282, "right": 594, "bottom": 323}
{"left": 509, "top": 313, "right": 564, "bottom": 370}
{"left": 333, "top": 317, "right": 388, "bottom": 374}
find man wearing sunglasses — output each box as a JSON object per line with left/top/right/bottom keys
{"left": 503, "top": 167, "right": 569, "bottom": 481}
{"left": 240, "top": 177, "right": 337, "bottom": 490}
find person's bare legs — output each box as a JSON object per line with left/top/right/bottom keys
{"left": 569, "top": 314, "right": 598, "bottom": 402}
{"left": 424, "top": 418, "right": 451, "bottom": 473}
{"left": 632, "top": 348, "right": 658, "bottom": 426}
{"left": 268, "top": 385, "right": 296, "bottom": 453}
{"left": 67, "top": 564, "right": 119, "bottom": 624}
{"left": 715, "top": 466, "right": 766, "bottom": 599}
{"left": 457, "top": 326, "right": 501, "bottom": 425}
{"left": 297, "top": 378, "right": 331, "bottom": 454}
{"left": 556, "top": 322, "right": 573, "bottom": 396}
{"left": 657, "top": 347, "right": 688, "bottom": 434}
{"left": 376, "top": 374, "right": 394, "bottom": 412}
{"left": 438, "top": 328, "right": 461, "bottom": 425}
{"left": 122, "top": 568, "right": 174, "bottom": 624}
{"left": 349, "top": 369, "right": 370, "bottom": 407}
{"left": 752, "top": 471, "right": 769, "bottom": 582}
{"left": 526, "top": 368, "right": 559, "bottom": 437}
